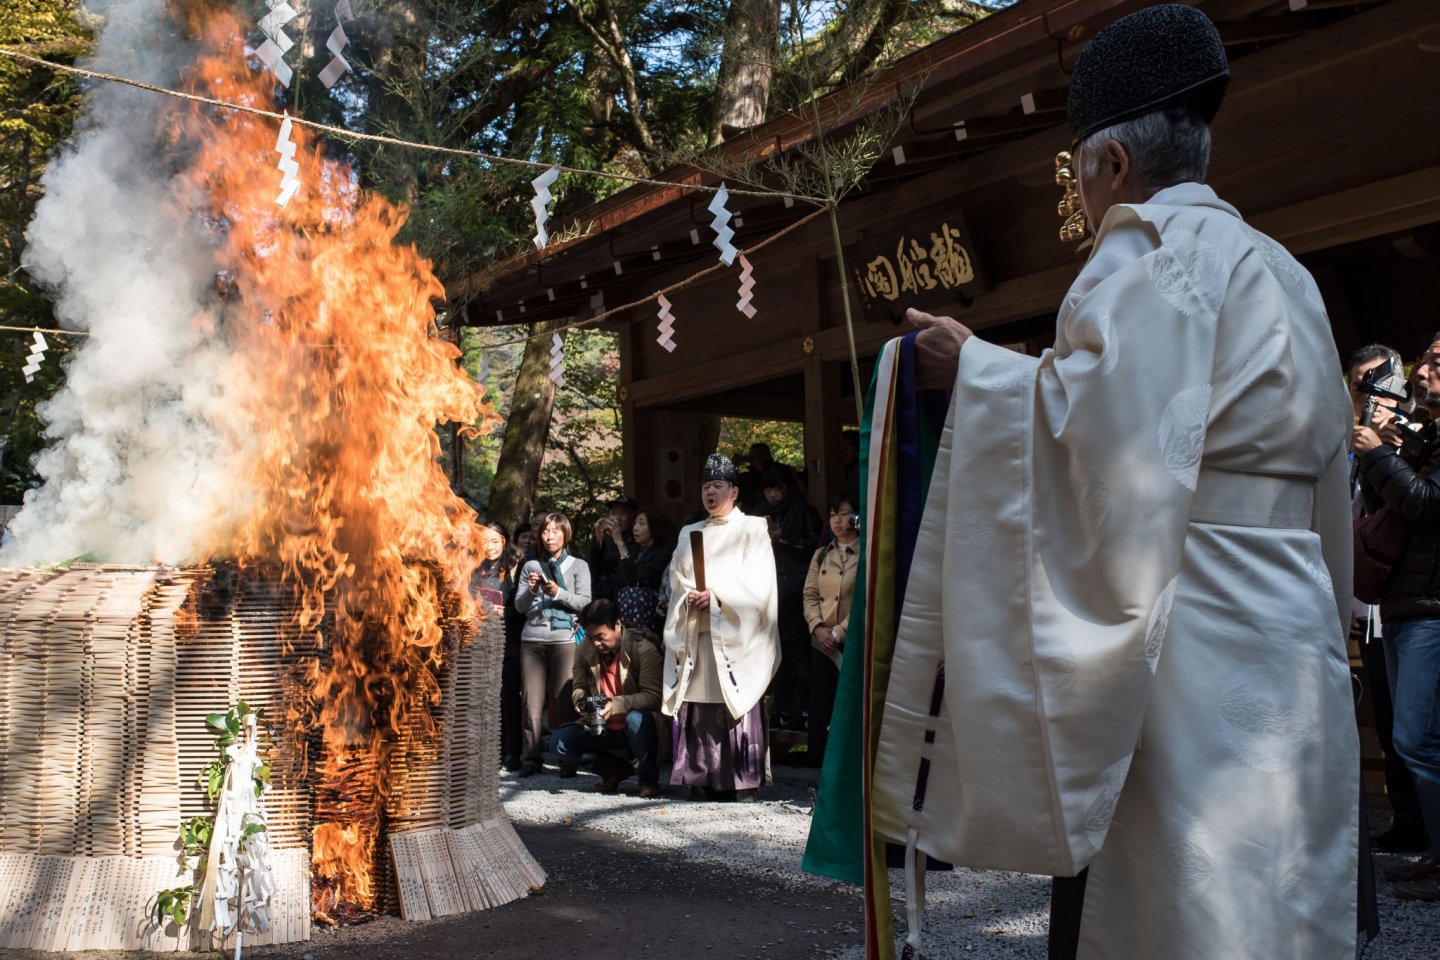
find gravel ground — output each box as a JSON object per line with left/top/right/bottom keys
{"left": 504, "top": 762, "right": 1440, "bottom": 960}
{"left": 5, "top": 761, "right": 1436, "bottom": 959}
{"left": 502, "top": 762, "right": 1052, "bottom": 959}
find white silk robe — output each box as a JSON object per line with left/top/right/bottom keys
{"left": 874, "top": 183, "right": 1359, "bottom": 958}
{"left": 663, "top": 511, "right": 780, "bottom": 719}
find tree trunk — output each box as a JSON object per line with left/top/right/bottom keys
{"left": 710, "top": 0, "right": 781, "bottom": 145}
{"left": 487, "top": 318, "right": 563, "bottom": 536}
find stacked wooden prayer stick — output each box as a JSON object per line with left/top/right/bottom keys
{"left": 0, "top": 563, "right": 543, "bottom": 951}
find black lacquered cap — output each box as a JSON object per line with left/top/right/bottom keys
{"left": 1067, "top": 4, "right": 1229, "bottom": 143}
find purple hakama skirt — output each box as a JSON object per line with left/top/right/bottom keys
{"left": 669, "top": 700, "right": 768, "bottom": 790}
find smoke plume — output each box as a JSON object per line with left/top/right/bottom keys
{"left": 1, "top": 0, "right": 247, "bottom": 566}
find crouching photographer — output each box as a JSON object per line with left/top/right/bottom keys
{"left": 552, "top": 599, "right": 663, "bottom": 798}
{"left": 1353, "top": 335, "right": 1440, "bottom": 901}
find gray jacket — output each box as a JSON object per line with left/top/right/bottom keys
{"left": 514, "top": 554, "right": 592, "bottom": 644}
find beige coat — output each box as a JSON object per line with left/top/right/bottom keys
{"left": 802, "top": 539, "right": 858, "bottom": 668}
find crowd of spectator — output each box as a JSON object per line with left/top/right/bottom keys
{"left": 1350, "top": 335, "right": 1440, "bottom": 902}
{"left": 467, "top": 444, "right": 857, "bottom": 800}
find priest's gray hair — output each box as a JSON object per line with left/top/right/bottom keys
{"left": 1076, "top": 108, "right": 1212, "bottom": 191}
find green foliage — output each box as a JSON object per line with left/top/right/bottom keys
{"left": 0, "top": 0, "right": 91, "bottom": 501}
{"left": 155, "top": 701, "right": 269, "bottom": 930}
{"left": 150, "top": 885, "right": 196, "bottom": 929}
{"left": 533, "top": 328, "right": 622, "bottom": 533}
{"left": 718, "top": 417, "right": 804, "bottom": 471}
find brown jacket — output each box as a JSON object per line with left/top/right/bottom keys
{"left": 570, "top": 626, "right": 663, "bottom": 716}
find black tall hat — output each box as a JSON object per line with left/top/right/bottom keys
{"left": 1067, "top": 4, "right": 1230, "bottom": 144}
{"left": 701, "top": 453, "right": 738, "bottom": 484}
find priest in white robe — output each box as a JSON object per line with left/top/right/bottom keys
{"left": 663, "top": 453, "right": 781, "bottom": 799}
{"left": 873, "top": 6, "right": 1362, "bottom": 958}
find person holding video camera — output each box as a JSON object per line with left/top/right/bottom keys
{"left": 1354, "top": 333, "right": 1440, "bottom": 901}
{"left": 553, "top": 599, "right": 663, "bottom": 797}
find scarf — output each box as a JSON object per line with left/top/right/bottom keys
{"left": 801, "top": 332, "right": 950, "bottom": 960}
{"left": 542, "top": 550, "right": 573, "bottom": 630}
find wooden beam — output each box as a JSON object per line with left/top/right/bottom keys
{"left": 1249, "top": 165, "right": 1440, "bottom": 255}
{"left": 624, "top": 158, "right": 1440, "bottom": 407}
{"left": 624, "top": 263, "right": 1075, "bottom": 407}
{"left": 661, "top": 394, "right": 807, "bottom": 421}
{"left": 944, "top": 0, "right": 1439, "bottom": 205}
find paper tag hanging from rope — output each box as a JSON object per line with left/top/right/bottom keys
{"left": 21, "top": 331, "right": 48, "bottom": 383}
{"left": 656, "top": 294, "right": 677, "bottom": 353}
{"left": 548, "top": 332, "right": 566, "bottom": 389}
{"left": 274, "top": 112, "right": 301, "bottom": 207}
{"left": 318, "top": 0, "right": 355, "bottom": 89}
{"left": 531, "top": 165, "right": 561, "bottom": 250}
{"left": 707, "top": 183, "right": 738, "bottom": 265}
{"left": 255, "top": 0, "right": 299, "bottom": 88}
{"left": 736, "top": 254, "right": 756, "bottom": 318}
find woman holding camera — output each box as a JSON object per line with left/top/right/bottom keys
{"left": 802, "top": 492, "right": 859, "bottom": 768}
{"left": 514, "top": 512, "right": 592, "bottom": 777}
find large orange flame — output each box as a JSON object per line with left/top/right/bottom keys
{"left": 174, "top": 11, "right": 498, "bottom": 917}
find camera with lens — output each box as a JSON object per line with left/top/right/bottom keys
{"left": 1358, "top": 358, "right": 1427, "bottom": 461}
{"left": 577, "top": 693, "right": 611, "bottom": 734}
{"left": 848, "top": 513, "right": 862, "bottom": 533}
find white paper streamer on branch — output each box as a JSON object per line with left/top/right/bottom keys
{"left": 255, "top": 0, "right": 299, "bottom": 88}
{"left": 736, "top": 254, "right": 756, "bottom": 319}
{"left": 317, "top": 0, "right": 355, "bottom": 89}
{"left": 549, "top": 332, "right": 566, "bottom": 389}
{"left": 274, "top": 112, "right": 300, "bottom": 207}
{"left": 21, "top": 331, "right": 48, "bottom": 383}
{"left": 656, "top": 294, "right": 677, "bottom": 353}
{"left": 707, "top": 182, "right": 738, "bottom": 265}
{"left": 530, "top": 164, "right": 561, "bottom": 250}
{"left": 200, "top": 716, "right": 274, "bottom": 959}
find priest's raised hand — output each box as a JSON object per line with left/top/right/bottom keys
{"left": 907, "top": 307, "right": 974, "bottom": 389}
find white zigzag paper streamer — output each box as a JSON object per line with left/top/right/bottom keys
{"left": 255, "top": 0, "right": 298, "bottom": 88}
{"left": 656, "top": 294, "right": 677, "bottom": 353}
{"left": 707, "top": 183, "right": 738, "bottom": 265}
{"left": 548, "top": 332, "right": 566, "bottom": 389}
{"left": 274, "top": 112, "right": 301, "bottom": 207}
{"left": 21, "top": 331, "right": 48, "bottom": 383}
{"left": 318, "top": 0, "right": 355, "bottom": 89}
{"left": 736, "top": 254, "right": 756, "bottom": 318}
{"left": 531, "top": 164, "right": 560, "bottom": 250}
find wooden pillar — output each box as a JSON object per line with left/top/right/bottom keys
{"left": 803, "top": 357, "right": 845, "bottom": 512}
{"left": 620, "top": 316, "right": 652, "bottom": 503}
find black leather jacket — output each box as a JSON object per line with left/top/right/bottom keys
{"left": 1359, "top": 425, "right": 1440, "bottom": 621}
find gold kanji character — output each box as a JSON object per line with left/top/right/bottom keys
{"left": 896, "top": 236, "right": 938, "bottom": 295}
{"left": 863, "top": 255, "right": 900, "bottom": 301}
{"left": 929, "top": 224, "right": 975, "bottom": 288}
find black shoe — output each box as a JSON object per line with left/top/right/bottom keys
{"left": 518, "top": 761, "right": 540, "bottom": 778}
{"left": 1373, "top": 827, "right": 1429, "bottom": 854}
{"left": 1383, "top": 857, "right": 1436, "bottom": 883}
{"left": 735, "top": 788, "right": 758, "bottom": 803}
{"left": 558, "top": 765, "right": 578, "bottom": 779}
{"left": 502, "top": 754, "right": 522, "bottom": 772}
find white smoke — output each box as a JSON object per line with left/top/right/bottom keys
{"left": 0, "top": 0, "right": 248, "bottom": 566}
